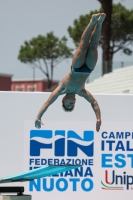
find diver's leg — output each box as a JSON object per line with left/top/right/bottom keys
{"left": 85, "top": 13, "right": 106, "bottom": 70}
{"left": 71, "top": 13, "right": 101, "bottom": 69}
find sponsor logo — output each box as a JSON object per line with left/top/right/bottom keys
{"left": 101, "top": 170, "right": 133, "bottom": 190}
{"left": 30, "top": 130, "right": 94, "bottom": 157}
{"left": 29, "top": 129, "right": 94, "bottom": 192}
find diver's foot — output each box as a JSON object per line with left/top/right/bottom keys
{"left": 91, "top": 13, "right": 101, "bottom": 24}
{"left": 98, "top": 13, "right": 106, "bottom": 24}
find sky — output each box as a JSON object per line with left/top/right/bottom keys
{"left": 0, "top": 0, "right": 133, "bottom": 81}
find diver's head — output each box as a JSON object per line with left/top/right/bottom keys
{"left": 62, "top": 93, "right": 76, "bottom": 112}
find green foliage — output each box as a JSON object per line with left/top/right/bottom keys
{"left": 68, "top": 3, "right": 133, "bottom": 55}
{"left": 18, "top": 32, "right": 73, "bottom": 63}
{"left": 68, "top": 10, "right": 101, "bottom": 48}
{"left": 18, "top": 32, "right": 73, "bottom": 89}
{"left": 111, "top": 3, "right": 133, "bottom": 55}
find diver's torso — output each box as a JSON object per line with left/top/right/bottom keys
{"left": 59, "top": 71, "right": 90, "bottom": 94}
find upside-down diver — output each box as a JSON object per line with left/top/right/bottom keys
{"left": 35, "top": 13, "right": 106, "bottom": 132}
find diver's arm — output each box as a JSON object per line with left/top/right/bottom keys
{"left": 35, "top": 86, "right": 61, "bottom": 129}
{"left": 79, "top": 89, "right": 101, "bottom": 131}
{"left": 36, "top": 86, "right": 61, "bottom": 120}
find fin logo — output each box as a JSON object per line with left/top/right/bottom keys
{"left": 30, "top": 130, "right": 94, "bottom": 157}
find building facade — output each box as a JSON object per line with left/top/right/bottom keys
{"left": 11, "top": 78, "right": 58, "bottom": 92}
{"left": 0, "top": 74, "right": 58, "bottom": 92}
{"left": 0, "top": 73, "right": 12, "bottom": 91}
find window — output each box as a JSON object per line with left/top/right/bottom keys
{"left": 27, "top": 84, "right": 36, "bottom": 92}
{"left": 15, "top": 85, "right": 25, "bottom": 91}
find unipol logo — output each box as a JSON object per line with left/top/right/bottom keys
{"left": 30, "top": 130, "right": 94, "bottom": 157}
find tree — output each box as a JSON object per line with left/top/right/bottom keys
{"left": 98, "top": 0, "right": 112, "bottom": 74}
{"left": 109, "top": 3, "right": 133, "bottom": 63}
{"left": 68, "top": 3, "right": 133, "bottom": 75}
{"left": 18, "top": 32, "right": 73, "bottom": 89}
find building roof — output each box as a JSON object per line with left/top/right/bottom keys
{"left": 12, "top": 78, "right": 59, "bottom": 82}
{"left": 0, "top": 73, "right": 13, "bottom": 77}
{"left": 85, "top": 65, "right": 133, "bottom": 94}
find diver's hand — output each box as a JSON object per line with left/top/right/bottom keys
{"left": 35, "top": 118, "right": 44, "bottom": 129}
{"left": 96, "top": 120, "right": 101, "bottom": 132}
